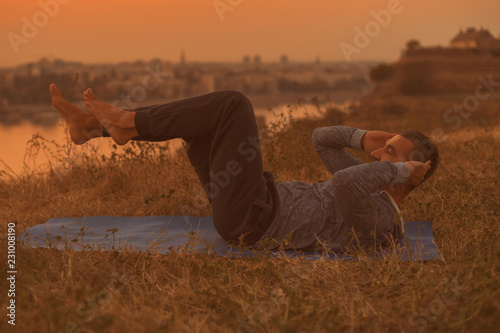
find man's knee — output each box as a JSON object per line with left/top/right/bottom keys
{"left": 219, "top": 90, "right": 252, "bottom": 114}
{"left": 220, "top": 90, "right": 248, "bottom": 102}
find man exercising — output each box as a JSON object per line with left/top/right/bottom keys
{"left": 49, "top": 84, "right": 438, "bottom": 251}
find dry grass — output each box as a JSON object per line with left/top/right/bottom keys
{"left": 0, "top": 103, "right": 499, "bottom": 333}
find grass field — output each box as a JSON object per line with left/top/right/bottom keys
{"left": 0, "top": 100, "right": 499, "bottom": 333}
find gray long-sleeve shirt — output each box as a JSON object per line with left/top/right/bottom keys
{"left": 257, "top": 125, "right": 409, "bottom": 251}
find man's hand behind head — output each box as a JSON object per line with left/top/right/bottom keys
{"left": 405, "top": 160, "right": 432, "bottom": 186}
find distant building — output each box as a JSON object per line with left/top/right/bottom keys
{"left": 199, "top": 74, "right": 215, "bottom": 94}
{"left": 395, "top": 27, "right": 500, "bottom": 95}
{"left": 180, "top": 50, "right": 186, "bottom": 66}
{"left": 0, "top": 55, "right": 373, "bottom": 106}
{"left": 450, "top": 27, "right": 500, "bottom": 50}
{"left": 404, "top": 27, "right": 500, "bottom": 58}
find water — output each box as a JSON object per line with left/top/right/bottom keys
{"left": 0, "top": 121, "right": 66, "bottom": 176}
{"left": 0, "top": 102, "right": 349, "bottom": 177}
{"left": 0, "top": 119, "right": 183, "bottom": 177}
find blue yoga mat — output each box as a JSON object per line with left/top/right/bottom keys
{"left": 19, "top": 216, "right": 440, "bottom": 261}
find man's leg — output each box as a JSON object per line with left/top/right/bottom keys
{"left": 84, "top": 89, "right": 278, "bottom": 245}
{"left": 50, "top": 83, "right": 181, "bottom": 144}
{"left": 99, "top": 108, "right": 218, "bottom": 201}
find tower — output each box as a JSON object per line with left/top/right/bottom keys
{"left": 180, "top": 49, "right": 186, "bottom": 66}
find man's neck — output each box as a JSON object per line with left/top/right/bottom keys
{"left": 381, "top": 185, "right": 409, "bottom": 206}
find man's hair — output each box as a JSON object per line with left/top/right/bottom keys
{"left": 399, "top": 129, "right": 439, "bottom": 188}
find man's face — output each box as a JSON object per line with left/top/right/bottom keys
{"left": 370, "top": 135, "right": 415, "bottom": 163}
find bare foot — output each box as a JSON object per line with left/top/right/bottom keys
{"left": 50, "top": 84, "right": 103, "bottom": 144}
{"left": 83, "top": 88, "right": 138, "bottom": 145}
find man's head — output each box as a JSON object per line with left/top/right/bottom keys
{"left": 370, "top": 129, "right": 439, "bottom": 188}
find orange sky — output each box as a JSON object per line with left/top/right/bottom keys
{"left": 1, "top": 0, "right": 499, "bottom": 67}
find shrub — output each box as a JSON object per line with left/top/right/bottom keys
{"left": 369, "top": 63, "right": 394, "bottom": 82}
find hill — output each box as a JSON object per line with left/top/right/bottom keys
{"left": 0, "top": 105, "right": 498, "bottom": 332}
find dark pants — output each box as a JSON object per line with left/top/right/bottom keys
{"left": 105, "top": 90, "right": 278, "bottom": 245}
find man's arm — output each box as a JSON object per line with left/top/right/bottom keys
{"left": 314, "top": 126, "right": 430, "bottom": 247}
{"left": 332, "top": 161, "right": 410, "bottom": 247}
{"left": 312, "top": 125, "right": 368, "bottom": 175}
{"left": 332, "top": 161, "right": 409, "bottom": 200}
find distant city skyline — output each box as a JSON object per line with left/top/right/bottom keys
{"left": 0, "top": 53, "right": 375, "bottom": 70}
{"left": 1, "top": 0, "right": 499, "bottom": 68}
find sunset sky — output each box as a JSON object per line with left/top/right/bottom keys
{"left": 1, "top": 0, "right": 499, "bottom": 67}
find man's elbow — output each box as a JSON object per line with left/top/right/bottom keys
{"left": 331, "top": 170, "right": 350, "bottom": 193}
{"left": 331, "top": 168, "right": 368, "bottom": 199}
{"left": 312, "top": 128, "right": 321, "bottom": 151}
{"left": 312, "top": 127, "right": 334, "bottom": 152}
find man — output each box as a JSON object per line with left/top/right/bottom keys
{"left": 49, "top": 84, "right": 438, "bottom": 252}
